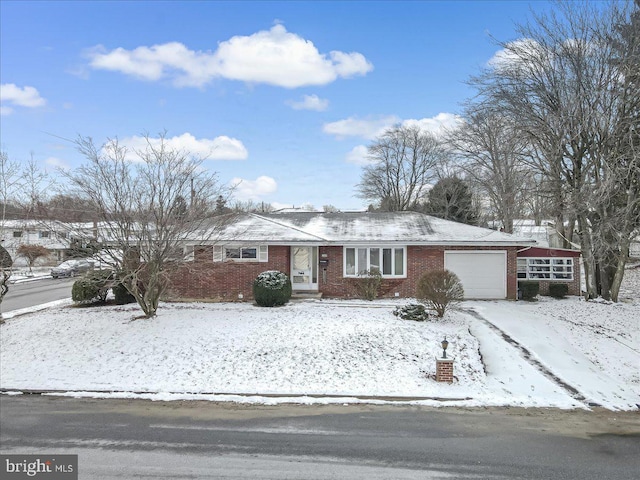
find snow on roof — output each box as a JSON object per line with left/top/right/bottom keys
{"left": 209, "top": 212, "right": 536, "bottom": 246}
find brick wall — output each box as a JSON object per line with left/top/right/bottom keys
{"left": 167, "top": 245, "right": 290, "bottom": 301}
{"left": 167, "top": 244, "right": 520, "bottom": 301}
{"left": 319, "top": 245, "right": 519, "bottom": 300}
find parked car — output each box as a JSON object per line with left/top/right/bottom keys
{"left": 50, "top": 259, "right": 92, "bottom": 279}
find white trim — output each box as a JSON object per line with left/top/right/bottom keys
{"left": 343, "top": 246, "right": 407, "bottom": 278}
{"left": 517, "top": 257, "right": 574, "bottom": 281}
{"left": 291, "top": 246, "right": 318, "bottom": 291}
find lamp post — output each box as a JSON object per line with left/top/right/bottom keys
{"left": 441, "top": 337, "right": 449, "bottom": 359}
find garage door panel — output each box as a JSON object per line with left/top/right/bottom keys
{"left": 444, "top": 251, "right": 506, "bottom": 299}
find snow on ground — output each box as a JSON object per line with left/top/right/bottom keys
{"left": 0, "top": 269, "right": 638, "bottom": 410}
{"left": 465, "top": 270, "right": 640, "bottom": 411}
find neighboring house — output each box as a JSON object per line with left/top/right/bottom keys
{"left": 168, "top": 211, "right": 540, "bottom": 301}
{"left": 510, "top": 219, "right": 579, "bottom": 250}
{"left": 0, "top": 220, "right": 71, "bottom": 266}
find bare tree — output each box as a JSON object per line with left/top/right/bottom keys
{"left": 468, "top": 0, "right": 638, "bottom": 300}
{"left": 0, "top": 150, "right": 22, "bottom": 320}
{"left": 446, "top": 107, "right": 529, "bottom": 233}
{"left": 16, "top": 153, "right": 54, "bottom": 220}
{"left": 231, "top": 200, "right": 275, "bottom": 213}
{"left": 356, "top": 124, "right": 445, "bottom": 211}
{"left": 63, "top": 133, "right": 227, "bottom": 318}
{"left": 16, "top": 244, "right": 50, "bottom": 274}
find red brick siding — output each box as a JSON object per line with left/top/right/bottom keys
{"left": 319, "top": 245, "right": 518, "bottom": 300}
{"left": 167, "top": 246, "right": 290, "bottom": 301}
{"left": 168, "top": 244, "right": 520, "bottom": 301}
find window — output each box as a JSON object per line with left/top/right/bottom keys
{"left": 214, "top": 245, "right": 267, "bottom": 262}
{"left": 13, "top": 231, "right": 22, "bottom": 238}
{"left": 194, "top": 245, "right": 214, "bottom": 263}
{"left": 517, "top": 257, "right": 574, "bottom": 281}
{"left": 225, "top": 247, "right": 258, "bottom": 260}
{"left": 344, "top": 246, "right": 405, "bottom": 277}
{"left": 39, "top": 231, "right": 50, "bottom": 238}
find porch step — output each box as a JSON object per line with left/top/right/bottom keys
{"left": 291, "top": 291, "right": 323, "bottom": 301}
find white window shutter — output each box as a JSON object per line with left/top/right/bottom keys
{"left": 213, "top": 245, "right": 224, "bottom": 262}
{"left": 259, "top": 245, "right": 268, "bottom": 262}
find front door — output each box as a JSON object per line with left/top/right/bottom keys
{"left": 291, "top": 246, "right": 318, "bottom": 291}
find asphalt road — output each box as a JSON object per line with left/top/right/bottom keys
{"left": 1, "top": 396, "right": 638, "bottom": 479}
{"left": 1, "top": 277, "right": 74, "bottom": 313}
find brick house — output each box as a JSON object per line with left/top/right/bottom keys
{"left": 166, "top": 211, "right": 576, "bottom": 302}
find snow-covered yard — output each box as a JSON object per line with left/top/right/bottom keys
{"left": 1, "top": 269, "right": 638, "bottom": 410}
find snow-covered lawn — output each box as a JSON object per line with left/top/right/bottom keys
{"left": 1, "top": 269, "right": 638, "bottom": 410}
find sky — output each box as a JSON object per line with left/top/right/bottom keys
{"left": 0, "top": 0, "right": 556, "bottom": 211}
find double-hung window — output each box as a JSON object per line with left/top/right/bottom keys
{"left": 517, "top": 258, "right": 574, "bottom": 281}
{"left": 344, "top": 246, "right": 405, "bottom": 277}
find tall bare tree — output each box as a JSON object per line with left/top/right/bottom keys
{"left": 63, "top": 133, "right": 227, "bottom": 318}
{"left": 356, "top": 124, "right": 445, "bottom": 211}
{"left": 469, "top": 0, "right": 639, "bottom": 300}
{"left": 446, "top": 107, "right": 529, "bottom": 233}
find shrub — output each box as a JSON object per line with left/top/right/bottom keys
{"left": 253, "top": 270, "right": 292, "bottom": 307}
{"left": 548, "top": 283, "right": 569, "bottom": 299}
{"left": 356, "top": 269, "right": 382, "bottom": 301}
{"left": 72, "top": 269, "right": 113, "bottom": 304}
{"left": 113, "top": 282, "right": 136, "bottom": 305}
{"left": 520, "top": 281, "right": 540, "bottom": 301}
{"left": 393, "top": 303, "right": 430, "bottom": 321}
{"left": 416, "top": 270, "right": 464, "bottom": 317}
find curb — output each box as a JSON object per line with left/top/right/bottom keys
{"left": 0, "top": 389, "right": 473, "bottom": 404}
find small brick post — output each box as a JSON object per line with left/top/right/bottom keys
{"left": 436, "top": 357, "right": 454, "bottom": 383}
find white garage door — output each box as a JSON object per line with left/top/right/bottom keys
{"left": 444, "top": 251, "right": 507, "bottom": 299}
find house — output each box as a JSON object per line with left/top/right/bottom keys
{"left": 0, "top": 220, "right": 72, "bottom": 266}
{"left": 168, "top": 211, "right": 545, "bottom": 301}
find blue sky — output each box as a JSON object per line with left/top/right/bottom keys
{"left": 1, "top": 0, "right": 554, "bottom": 210}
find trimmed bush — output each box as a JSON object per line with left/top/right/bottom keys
{"left": 416, "top": 270, "right": 464, "bottom": 317}
{"left": 356, "top": 269, "right": 382, "bottom": 301}
{"left": 520, "top": 281, "right": 540, "bottom": 301}
{"left": 393, "top": 303, "right": 430, "bottom": 321}
{"left": 113, "top": 282, "right": 136, "bottom": 305}
{"left": 72, "top": 269, "right": 113, "bottom": 304}
{"left": 253, "top": 270, "right": 292, "bottom": 307}
{"left": 548, "top": 283, "right": 569, "bottom": 299}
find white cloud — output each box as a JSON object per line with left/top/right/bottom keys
{"left": 345, "top": 145, "right": 371, "bottom": 165}
{"left": 0, "top": 83, "right": 46, "bottom": 114}
{"left": 86, "top": 24, "right": 373, "bottom": 89}
{"left": 119, "top": 133, "right": 248, "bottom": 161}
{"left": 401, "top": 113, "right": 463, "bottom": 136}
{"left": 45, "top": 157, "right": 71, "bottom": 170}
{"left": 286, "top": 94, "right": 329, "bottom": 111}
{"left": 230, "top": 176, "right": 278, "bottom": 201}
{"left": 325, "top": 113, "right": 463, "bottom": 140}
{"left": 323, "top": 115, "right": 399, "bottom": 139}
{"left": 487, "top": 38, "right": 549, "bottom": 75}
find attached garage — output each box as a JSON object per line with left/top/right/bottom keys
{"left": 444, "top": 251, "right": 507, "bottom": 299}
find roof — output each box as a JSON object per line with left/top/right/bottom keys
{"left": 202, "top": 211, "right": 537, "bottom": 246}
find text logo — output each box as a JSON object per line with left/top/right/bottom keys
{"left": 1, "top": 455, "right": 77, "bottom": 479}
